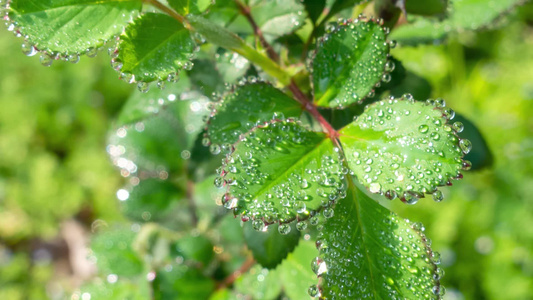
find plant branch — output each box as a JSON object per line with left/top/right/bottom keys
{"left": 288, "top": 81, "right": 338, "bottom": 139}
{"left": 144, "top": 0, "right": 338, "bottom": 138}
{"left": 186, "top": 180, "right": 199, "bottom": 227}
{"left": 234, "top": 0, "right": 280, "bottom": 62}
{"left": 216, "top": 256, "right": 256, "bottom": 290}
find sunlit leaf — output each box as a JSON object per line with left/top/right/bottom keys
{"left": 218, "top": 120, "right": 345, "bottom": 224}
{"left": 278, "top": 240, "right": 318, "bottom": 300}
{"left": 117, "top": 13, "right": 196, "bottom": 83}
{"left": 449, "top": 0, "right": 523, "bottom": 30}
{"left": 168, "top": 0, "right": 212, "bottom": 16}
{"left": 248, "top": 0, "right": 306, "bottom": 39}
{"left": 328, "top": 0, "right": 367, "bottom": 16}
{"left": 5, "top": 0, "right": 141, "bottom": 56}
{"left": 206, "top": 83, "right": 303, "bottom": 146}
{"left": 315, "top": 179, "right": 443, "bottom": 299}
{"left": 339, "top": 97, "right": 470, "bottom": 202}
{"left": 235, "top": 265, "right": 282, "bottom": 299}
{"left": 215, "top": 50, "right": 250, "bottom": 84}
{"left": 313, "top": 19, "right": 390, "bottom": 108}
{"left": 390, "top": 0, "right": 523, "bottom": 45}
{"left": 243, "top": 222, "right": 300, "bottom": 269}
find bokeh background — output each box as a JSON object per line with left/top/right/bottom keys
{"left": 0, "top": 4, "right": 532, "bottom": 300}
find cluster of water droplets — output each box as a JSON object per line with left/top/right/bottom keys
{"left": 345, "top": 94, "right": 472, "bottom": 204}
{"left": 311, "top": 211, "right": 444, "bottom": 299}
{"left": 1, "top": 1, "right": 140, "bottom": 67}
{"left": 214, "top": 120, "right": 347, "bottom": 230}
{"left": 312, "top": 16, "right": 397, "bottom": 109}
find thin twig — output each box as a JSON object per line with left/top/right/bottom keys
{"left": 186, "top": 180, "right": 199, "bottom": 227}
{"left": 216, "top": 256, "right": 256, "bottom": 290}
{"left": 288, "top": 81, "right": 338, "bottom": 139}
{"left": 143, "top": 0, "right": 187, "bottom": 24}
{"left": 234, "top": 0, "right": 280, "bottom": 62}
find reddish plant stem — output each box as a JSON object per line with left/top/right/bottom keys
{"left": 288, "top": 81, "right": 339, "bottom": 139}
{"left": 216, "top": 256, "right": 256, "bottom": 290}
{"left": 144, "top": 0, "right": 187, "bottom": 24}
{"left": 234, "top": 0, "right": 280, "bottom": 62}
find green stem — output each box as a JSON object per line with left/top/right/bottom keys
{"left": 234, "top": 0, "right": 280, "bottom": 62}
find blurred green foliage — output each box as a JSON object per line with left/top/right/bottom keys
{"left": 0, "top": 3, "right": 532, "bottom": 300}
{"left": 0, "top": 27, "right": 132, "bottom": 298}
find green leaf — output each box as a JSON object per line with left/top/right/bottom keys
{"left": 243, "top": 222, "right": 300, "bottom": 269}
{"left": 168, "top": 0, "right": 212, "bottom": 16}
{"left": 390, "top": 0, "right": 522, "bottom": 45}
{"left": 313, "top": 19, "right": 390, "bottom": 108}
{"left": 172, "top": 234, "right": 215, "bottom": 266}
{"left": 153, "top": 264, "right": 215, "bottom": 300}
{"left": 188, "top": 15, "right": 245, "bottom": 50}
{"left": 116, "top": 75, "right": 193, "bottom": 126}
{"left": 117, "top": 13, "right": 196, "bottom": 83}
{"left": 91, "top": 226, "right": 144, "bottom": 277}
{"left": 389, "top": 17, "right": 448, "bottom": 46}
{"left": 234, "top": 265, "right": 282, "bottom": 299}
{"left": 215, "top": 50, "right": 250, "bottom": 84}
{"left": 78, "top": 277, "right": 150, "bottom": 300}
{"left": 6, "top": 0, "right": 141, "bottom": 55}
{"left": 187, "top": 59, "right": 226, "bottom": 96}
{"left": 218, "top": 120, "right": 345, "bottom": 223}
{"left": 405, "top": 0, "right": 447, "bottom": 16}
{"left": 109, "top": 87, "right": 209, "bottom": 175}
{"left": 121, "top": 178, "right": 184, "bottom": 222}
{"left": 303, "top": 0, "right": 326, "bottom": 24}
{"left": 248, "top": 0, "right": 307, "bottom": 39}
{"left": 339, "top": 97, "right": 469, "bottom": 202}
{"left": 328, "top": 0, "right": 366, "bottom": 16}
{"left": 278, "top": 240, "right": 318, "bottom": 300}
{"left": 315, "top": 179, "right": 443, "bottom": 299}
{"left": 206, "top": 83, "right": 303, "bottom": 146}
{"left": 449, "top": 0, "right": 523, "bottom": 30}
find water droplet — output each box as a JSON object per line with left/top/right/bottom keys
{"left": 452, "top": 121, "right": 464, "bottom": 133}
{"left": 210, "top": 144, "right": 221, "bottom": 155}
{"left": 278, "top": 223, "right": 291, "bottom": 235}
{"left": 21, "top": 42, "right": 37, "bottom": 56}
{"left": 137, "top": 82, "right": 149, "bottom": 93}
{"left": 308, "top": 285, "right": 320, "bottom": 297}
{"left": 39, "top": 54, "right": 53, "bottom": 67}
{"left": 252, "top": 219, "right": 265, "bottom": 231}
{"left": 459, "top": 139, "right": 472, "bottom": 154}
{"left": 418, "top": 125, "right": 429, "bottom": 133}
{"left": 432, "top": 190, "right": 443, "bottom": 202}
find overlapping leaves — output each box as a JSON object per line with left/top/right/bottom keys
{"left": 206, "top": 82, "right": 303, "bottom": 146}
